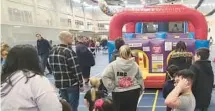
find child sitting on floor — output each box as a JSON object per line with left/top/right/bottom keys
{"left": 163, "top": 65, "right": 179, "bottom": 111}
{"left": 84, "top": 77, "right": 105, "bottom": 111}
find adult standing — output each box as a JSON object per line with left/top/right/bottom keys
{"left": 168, "top": 41, "right": 193, "bottom": 70}
{"left": 36, "top": 34, "right": 51, "bottom": 73}
{"left": 49, "top": 31, "right": 83, "bottom": 111}
{"left": 102, "top": 45, "right": 144, "bottom": 111}
{"left": 111, "top": 38, "right": 125, "bottom": 62}
{"left": 76, "top": 36, "right": 95, "bottom": 85}
{"left": 1, "top": 45, "right": 62, "bottom": 111}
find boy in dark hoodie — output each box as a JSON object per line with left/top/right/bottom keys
{"left": 190, "top": 48, "right": 214, "bottom": 111}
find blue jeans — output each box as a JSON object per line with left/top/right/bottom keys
{"left": 60, "top": 86, "right": 80, "bottom": 111}
{"left": 39, "top": 53, "right": 49, "bottom": 72}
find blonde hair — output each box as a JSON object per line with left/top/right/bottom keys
{"left": 1, "top": 42, "right": 10, "bottom": 59}
{"left": 119, "top": 45, "right": 131, "bottom": 59}
{"left": 58, "top": 31, "right": 73, "bottom": 40}
{"left": 90, "top": 77, "right": 101, "bottom": 101}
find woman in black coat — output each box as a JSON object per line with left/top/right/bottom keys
{"left": 168, "top": 41, "right": 193, "bottom": 70}
{"left": 76, "top": 36, "right": 95, "bottom": 85}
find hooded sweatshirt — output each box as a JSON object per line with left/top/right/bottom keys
{"left": 190, "top": 60, "right": 214, "bottom": 108}
{"left": 102, "top": 57, "right": 144, "bottom": 92}
{"left": 1, "top": 71, "right": 62, "bottom": 111}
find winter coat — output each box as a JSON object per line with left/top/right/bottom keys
{"left": 168, "top": 51, "right": 193, "bottom": 70}
{"left": 76, "top": 42, "right": 95, "bottom": 67}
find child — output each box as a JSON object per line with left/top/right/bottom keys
{"left": 165, "top": 69, "right": 196, "bottom": 111}
{"left": 190, "top": 48, "right": 214, "bottom": 111}
{"left": 165, "top": 65, "right": 179, "bottom": 81}
{"left": 163, "top": 65, "right": 179, "bottom": 111}
{"left": 94, "top": 98, "right": 114, "bottom": 111}
{"left": 84, "top": 77, "right": 105, "bottom": 111}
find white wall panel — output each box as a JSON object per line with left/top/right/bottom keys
{"left": 22, "top": 0, "right": 34, "bottom": 5}
{"left": 37, "top": 8, "right": 56, "bottom": 27}
{"left": 2, "top": 0, "right": 35, "bottom": 25}
{"left": 93, "top": 7, "right": 111, "bottom": 21}
{"left": 1, "top": 24, "right": 64, "bottom": 46}
{"left": 7, "top": 0, "right": 22, "bottom": 3}
{"left": 59, "top": 13, "right": 73, "bottom": 28}
{"left": 57, "top": 0, "right": 72, "bottom": 14}
{"left": 85, "top": 7, "right": 93, "bottom": 19}
{"left": 37, "top": 0, "right": 54, "bottom": 9}
{"left": 73, "top": 6, "right": 84, "bottom": 17}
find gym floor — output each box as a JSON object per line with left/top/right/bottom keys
{"left": 47, "top": 46, "right": 215, "bottom": 111}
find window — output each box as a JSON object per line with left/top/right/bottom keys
{"left": 60, "top": 18, "right": 71, "bottom": 26}
{"left": 8, "top": 7, "right": 33, "bottom": 24}
{"left": 143, "top": 22, "right": 158, "bottom": 33}
{"left": 75, "top": 20, "right": 84, "bottom": 25}
{"left": 168, "top": 22, "right": 184, "bottom": 33}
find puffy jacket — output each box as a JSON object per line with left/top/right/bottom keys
{"left": 168, "top": 51, "right": 193, "bottom": 70}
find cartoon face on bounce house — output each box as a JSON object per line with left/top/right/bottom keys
{"left": 107, "top": 5, "right": 210, "bottom": 88}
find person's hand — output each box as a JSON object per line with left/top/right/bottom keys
{"left": 177, "top": 78, "right": 189, "bottom": 91}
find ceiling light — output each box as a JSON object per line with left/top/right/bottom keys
{"left": 140, "top": 0, "right": 145, "bottom": 5}
{"left": 159, "top": 0, "right": 164, "bottom": 3}
{"left": 124, "top": 0, "right": 128, "bottom": 4}
{"left": 83, "top": 2, "right": 87, "bottom": 5}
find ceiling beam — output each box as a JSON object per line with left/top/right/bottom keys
{"left": 205, "top": 8, "right": 215, "bottom": 16}
{"left": 195, "top": 0, "right": 204, "bottom": 9}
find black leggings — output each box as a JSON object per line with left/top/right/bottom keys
{"left": 112, "top": 88, "right": 140, "bottom": 111}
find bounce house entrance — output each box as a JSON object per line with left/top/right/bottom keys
{"left": 132, "top": 50, "right": 148, "bottom": 79}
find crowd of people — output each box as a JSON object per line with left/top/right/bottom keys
{"left": 0, "top": 31, "right": 215, "bottom": 111}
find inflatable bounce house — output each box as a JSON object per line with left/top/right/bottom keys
{"left": 108, "top": 5, "right": 210, "bottom": 88}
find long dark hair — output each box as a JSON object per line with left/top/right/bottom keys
{"left": 1, "top": 44, "right": 43, "bottom": 84}
{"left": 175, "top": 41, "right": 187, "bottom": 52}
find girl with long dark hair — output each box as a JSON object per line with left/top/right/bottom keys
{"left": 1, "top": 44, "right": 62, "bottom": 111}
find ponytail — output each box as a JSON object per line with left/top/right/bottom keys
{"left": 89, "top": 77, "right": 101, "bottom": 101}
{"left": 91, "top": 87, "right": 98, "bottom": 101}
